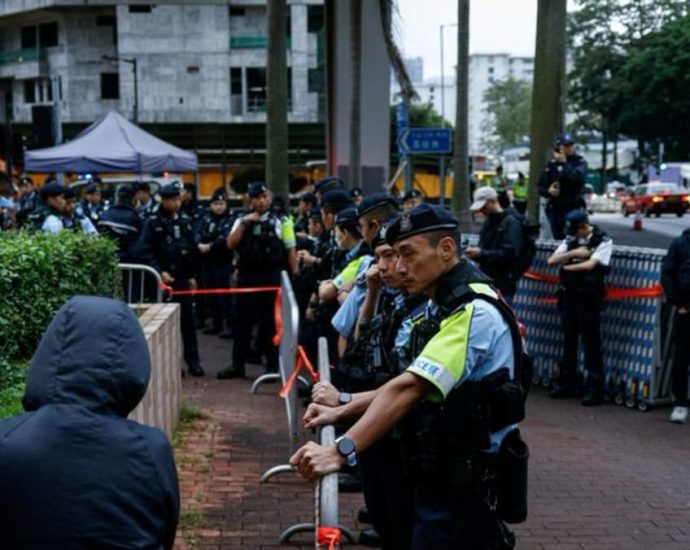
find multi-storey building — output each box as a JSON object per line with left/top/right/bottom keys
{"left": 0, "top": 0, "right": 327, "bottom": 183}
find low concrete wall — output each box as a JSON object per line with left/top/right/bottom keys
{"left": 129, "top": 303, "right": 182, "bottom": 438}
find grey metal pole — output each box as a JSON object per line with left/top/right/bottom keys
{"left": 439, "top": 155, "right": 446, "bottom": 207}
{"left": 51, "top": 75, "right": 62, "bottom": 144}
{"left": 440, "top": 25, "right": 445, "bottom": 124}
{"left": 132, "top": 58, "right": 138, "bottom": 124}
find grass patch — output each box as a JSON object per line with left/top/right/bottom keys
{"left": 179, "top": 509, "right": 205, "bottom": 530}
{"left": 179, "top": 402, "right": 207, "bottom": 424}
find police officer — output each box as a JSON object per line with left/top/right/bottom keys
{"left": 28, "top": 183, "right": 66, "bottom": 233}
{"left": 135, "top": 182, "right": 157, "bottom": 219}
{"left": 547, "top": 209, "right": 612, "bottom": 405}
{"left": 80, "top": 182, "right": 107, "bottom": 226}
{"left": 660, "top": 228, "right": 690, "bottom": 423}
{"left": 292, "top": 204, "right": 524, "bottom": 549}
{"left": 196, "top": 187, "right": 233, "bottom": 336}
{"left": 349, "top": 187, "right": 363, "bottom": 207}
{"left": 15, "top": 176, "right": 38, "bottom": 228}
{"left": 294, "top": 191, "right": 316, "bottom": 236}
{"left": 512, "top": 172, "right": 528, "bottom": 215}
{"left": 538, "top": 132, "right": 587, "bottom": 239}
{"left": 217, "top": 181, "right": 297, "bottom": 379}
{"left": 466, "top": 186, "right": 523, "bottom": 306}
{"left": 401, "top": 189, "right": 424, "bottom": 212}
{"left": 98, "top": 186, "right": 143, "bottom": 262}
{"left": 63, "top": 188, "right": 98, "bottom": 235}
{"left": 138, "top": 184, "right": 204, "bottom": 377}
{"left": 313, "top": 176, "right": 345, "bottom": 202}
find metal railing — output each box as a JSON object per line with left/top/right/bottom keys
{"left": 0, "top": 48, "right": 45, "bottom": 65}
{"left": 117, "top": 263, "right": 163, "bottom": 304}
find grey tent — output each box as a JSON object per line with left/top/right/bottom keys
{"left": 24, "top": 111, "right": 198, "bottom": 173}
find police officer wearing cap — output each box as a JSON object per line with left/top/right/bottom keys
{"left": 402, "top": 189, "right": 424, "bottom": 212}
{"left": 63, "top": 188, "right": 98, "bottom": 235}
{"left": 15, "top": 176, "right": 38, "bottom": 228}
{"left": 547, "top": 209, "right": 612, "bottom": 406}
{"left": 138, "top": 183, "right": 204, "bottom": 377}
{"left": 538, "top": 132, "right": 587, "bottom": 239}
{"left": 29, "top": 183, "right": 66, "bottom": 233}
{"left": 81, "top": 182, "right": 107, "bottom": 226}
{"left": 135, "top": 182, "right": 157, "bottom": 219}
{"left": 292, "top": 203, "right": 526, "bottom": 549}
{"left": 313, "top": 176, "right": 345, "bottom": 202}
{"left": 98, "top": 186, "right": 142, "bottom": 262}
{"left": 196, "top": 187, "right": 234, "bottom": 336}
{"left": 217, "top": 181, "right": 297, "bottom": 379}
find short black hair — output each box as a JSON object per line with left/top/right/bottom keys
{"left": 422, "top": 228, "right": 462, "bottom": 257}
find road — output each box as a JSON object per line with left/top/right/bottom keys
{"left": 590, "top": 212, "right": 689, "bottom": 249}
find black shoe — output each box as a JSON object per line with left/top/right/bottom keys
{"left": 246, "top": 354, "right": 263, "bottom": 365}
{"left": 218, "top": 331, "right": 233, "bottom": 339}
{"left": 358, "top": 527, "right": 382, "bottom": 548}
{"left": 203, "top": 327, "right": 222, "bottom": 335}
{"left": 188, "top": 364, "right": 205, "bottom": 377}
{"left": 357, "top": 506, "right": 372, "bottom": 524}
{"left": 338, "top": 473, "right": 362, "bottom": 493}
{"left": 216, "top": 365, "right": 245, "bottom": 380}
{"left": 581, "top": 390, "right": 603, "bottom": 406}
{"left": 549, "top": 383, "right": 576, "bottom": 399}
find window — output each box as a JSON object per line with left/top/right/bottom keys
{"left": 129, "top": 5, "right": 152, "bottom": 13}
{"left": 96, "top": 16, "right": 117, "bottom": 45}
{"left": 230, "top": 67, "right": 243, "bottom": 116}
{"left": 38, "top": 22, "right": 58, "bottom": 48}
{"left": 229, "top": 7, "right": 245, "bottom": 17}
{"left": 488, "top": 66, "right": 494, "bottom": 74}
{"left": 187, "top": 66, "right": 200, "bottom": 74}
{"left": 23, "top": 81, "right": 35, "bottom": 104}
{"left": 100, "top": 73, "right": 120, "bottom": 100}
{"left": 21, "top": 26, "right": 37, "bottom": 49}
{"left": 307, "top": 5, "right": 324, "bottom": 33}
{"left": 246, "top": 68, "right": 267, "bottom": 112}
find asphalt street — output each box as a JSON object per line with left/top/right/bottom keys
{"left": 590, "top": 212, "right": 689, "bottom": 249}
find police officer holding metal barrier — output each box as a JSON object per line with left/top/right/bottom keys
{"left": 292, "top": 204, "right": 527, "bottom": 549}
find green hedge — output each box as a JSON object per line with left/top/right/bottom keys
{"left": 0, "top": 232, "right": 121, "bottom": 417}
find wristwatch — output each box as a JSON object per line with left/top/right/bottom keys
{"left": 338, "top": 392, "right": 352, "bottom": 405}
{"left": 335, "top": 436, "right": 357, "bottom": 466}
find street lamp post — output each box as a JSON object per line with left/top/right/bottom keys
{"left": 101, "top": 55, "right": 138, "bottom": 124}
{"left": 439, "top": 22, "right": 458, "bottom": 124}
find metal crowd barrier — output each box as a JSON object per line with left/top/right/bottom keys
{"left": 280, "top": 337, "right": 355, "bottom": 548}
{"left": 117, "top": 263, "right": 163, "bottom": 303}
{"left": 513, "top": 240, "right": 673, "bottom": 410}
{"left": 254, "top": 271, "right": 309, "bottom": 482}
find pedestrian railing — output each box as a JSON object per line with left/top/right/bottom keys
{"left": 279, "top": 337, "right": 355, "bottom": 548}
{"left": 117, "top": 263, "right": 163, "bottom": 303}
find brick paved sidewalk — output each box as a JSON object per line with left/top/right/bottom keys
{"left": 174, "top": 333, "right": 690, "bottom": 549}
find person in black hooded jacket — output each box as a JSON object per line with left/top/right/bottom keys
{"left": 0, "top": 296, "right": 180, "bottom": 550}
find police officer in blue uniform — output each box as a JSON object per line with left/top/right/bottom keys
{"left": 98, "top": 186, "right": 143, "bottom": 262}
{"left": 138, "top": 183, "right": 204, "bottom": 377}
{"left": 292, "top": 204, "right": 526, "bottom": 549}
{"left": 28, "top": 183, "right": 67, "bottom": 233}
{"left": 62, "top": 188, "right": 98, "bottom": 235}
{"left": 217, "top": 182, "right": 297, "bottom": 379}
{"left": 80, "top": 182, "right": 108, "bottom": 226}
{"left": 135, "top": 182, "right": 157, "bottom": 219}
{"left": 196, "top": 187, "right": 234, "bottom": 336}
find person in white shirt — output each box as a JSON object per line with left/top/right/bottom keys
{"left": 547, "top": 209, "right": 613, "bottom": 406}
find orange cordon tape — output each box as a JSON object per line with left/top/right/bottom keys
{"left": 160, "top": 283, "right": 283, "bottom": 342}
{"left": 279, "top": 345, "right": 319, "bottom": 398}
{"left": 316, "top": 526, "right": 341, "bottom": 550}
{"left": 524, "top": 270, "right": 663, "bottom": 302}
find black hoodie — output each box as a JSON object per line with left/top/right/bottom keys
{"left": 0, "top": 296, "right": 179, "bottom": 549}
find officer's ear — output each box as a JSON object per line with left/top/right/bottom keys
{"left": 437, "top": 235, "right": 457, "bottom": 261}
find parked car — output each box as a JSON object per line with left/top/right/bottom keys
{"left": 621, "top": 183, "right": 690, "bottom": 217}
{"left": 605, "top": 181, "right": 628, "bottom": 199}
{"left": 583, "top": 183, "right": 596, "bottom": 214}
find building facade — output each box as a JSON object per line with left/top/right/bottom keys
{"left": 0, "top": 0, "right": 325, "bottom": 126}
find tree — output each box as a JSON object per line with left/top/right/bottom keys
{"left": 480, "top": 78, "right": 532, "bottom": 154}
{"left": 265, "top": 0, "right": 289, "bottom": 198}
{"left": 527, "top": 0, "right": 567, "bottom": 225}
{"left": 451, "top": 0, "right": 471, "bottom": 229}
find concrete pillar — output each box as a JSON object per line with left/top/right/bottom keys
{"left": 290, "top": 3, "right": 309, "bottom": 120}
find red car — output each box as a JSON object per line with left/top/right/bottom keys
{"left": 621, "top": 183, "right": 690, "bottom": 217}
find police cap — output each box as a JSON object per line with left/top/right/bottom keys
{"left": 134, "top": 182, "right": 151, "bottom": 193}
{"left": 159, "top": 183, "right": 181, "bottom": 198}
{"left": 247, "top": 181, "right": 268, "bottom": 198}
{"left": 63, "top": 187, "right": 77, "bottom": 200}
{"left": 299, "top": 191, "right": 316, "bottom": 205}
{"left": 314, "top": 176, "right": 344, "bottom": 194}
{"left": 334, "top": 207, "right": 360, "bottom": 231}
{"left": 349, "top": 187, "right": 363, "bottom": 199}
{"left": 39, "top": 182, "right": 66, "bottom": 201}
{"left": 211, "top": 187, "right": 227, "bottom": 203}
{"left": 85, "top": 182, "right": 100, "bottom": 194}
{"left": 357, "top": 192, "right": 399, "bottom": 218}
{"left": 117, "top": 185, "right": 136, "bottom": 199}
{"left": 564, "top": 209, "right": 588, "bottom": 235}
{"left": 319, "top": 190, "right": 351, "bottom": 212}
{"left": 402, "top": 189, "right": 423, "bottom": 201}
{"left": 556, "top": 132, "right": 575, "bottom": 146}
{"left": 384, "top": 203, "right": 458, "bottom": 245}
{"left": 371, "top": 219, "right": 397, "bottom": 249}
{"left": 308, "top": 207, "right": 323, "bottom": 221}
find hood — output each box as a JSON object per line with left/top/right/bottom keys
{"left": 22, "top": 296, "right": 150, "bottom": 417}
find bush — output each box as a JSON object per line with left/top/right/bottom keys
{"left": 0, "top": 232, "right": 121, "bottom": 418}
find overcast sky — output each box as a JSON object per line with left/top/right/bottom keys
{"left": 395, "top": 0, "right": 576, "bottom": 80}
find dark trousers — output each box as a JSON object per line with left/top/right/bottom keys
{"left": 200, "top": 261, "right": 231, "bottom": 331}
{"left": 173, "top": 279, "right": 200, "bottom": 369}
{"left": 671, "top": 311, "right": 690, "bottom": 406}
{"left": 548, "top": 208, "right": 567, "bottom": 240}
{"left": 359, "top": 435, "right": 413, "bottom": 550}
{"left": 560, "top": 289, "right": 605, "bottom": 392}
{"left": 412, "top": 478, "right": 514, "bottom": 549}
{"left": 233, "top": 277, "right": 278, "bottom": 373}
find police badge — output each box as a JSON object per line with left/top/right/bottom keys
{"left": 400, "top": 214, "right": 413, "bottom": 233}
